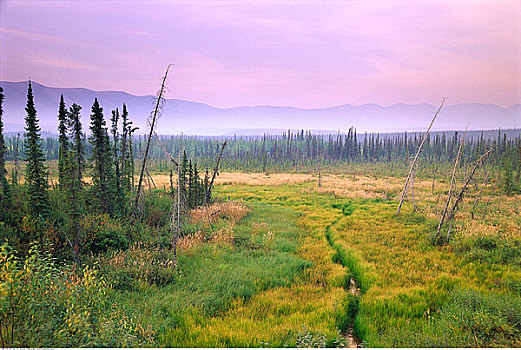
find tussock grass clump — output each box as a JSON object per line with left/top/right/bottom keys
{"left": 100, "top": 242, "right": 177, "bottom": 290}
{"left": 190, "top": 200, "right": 249, "bottom": 225}
{"left": 180, "top": 200, "right": 250, "bottom": 250}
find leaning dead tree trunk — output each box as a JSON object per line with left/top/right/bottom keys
{"left": 435, "top": 127, "right": 467, "bottom": 241}
{"left": 145, "top": 164, "right": 156, "bottom": 190}
{"left": 444, "top": 148, "right": 492, "bottom": 241}
{"left": 133, "top": 64, "right": 173, "bottom": 216}
{"left": 471, "top": 168, "right": 489, "bottom": 219}
{"left": 397, "top": 98, "right": 445, "bottom": 214}
{"left": 205, "top": 141, "right": 227, "bottom": 203}
{"left": 411, "top": 168, "right": 416, "bottom": 212}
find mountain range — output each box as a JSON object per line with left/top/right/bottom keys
{"left": 1, "top": 81, "right": 520, "bottom": 135}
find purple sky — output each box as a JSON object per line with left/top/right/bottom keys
{"left": 1, "top": 1, "right": 520, "bottom": 108}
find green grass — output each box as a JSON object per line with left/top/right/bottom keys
{"left": 113, "top": 201, "right": 324, "bottom": 347}
{"left": 109, "top": 179, "right": 521, "bottom": 347}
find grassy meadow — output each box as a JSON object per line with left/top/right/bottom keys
{"left": 92, "top": 169, "right": 520, "bottom": 347}
{"left": 3, "top": 159, "right": 521, "bottom": 347}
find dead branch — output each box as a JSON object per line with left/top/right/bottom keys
{"left": 471, "top": 168, "right": 489, "bottom": 219}
{"left": 133, "top": 64, "right": 173, "bottom": 216}
{"left": 436, "top": 126, "right": 467, "bottom": 241}
{"left": 397, "top": 98, "right": 445, "bottom": 214}
{"left": 205, "top": 141, "right": 227, "bottom": 203}
{"left": 444, "top": 148, "right": 492, "bottom": 241}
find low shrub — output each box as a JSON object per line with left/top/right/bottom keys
{"left": 100, "top": 242, "right": 177, "bottom": 290}
{"left": 81, "top": 214, "right": 129, "bottom": 255}
{"left": 0, "top": 242, "right": 154, "bottom": 347}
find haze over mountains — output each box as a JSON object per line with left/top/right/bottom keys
{"left": 1, "top": 81, "right": 520, "bottom": 136}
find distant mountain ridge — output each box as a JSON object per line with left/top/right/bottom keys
{"left": 1, "top": 80, "right": 519, "bottom": 135}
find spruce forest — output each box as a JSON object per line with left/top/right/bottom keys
{"left": 2, "top": 1, "right": 521, "bottom": 348}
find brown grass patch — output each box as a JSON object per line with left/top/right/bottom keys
{"left": 215, "top": 172, "right": 315, "bottom": 186}
{"left": 178, "top": 201, "right": 250, "bottom": 251}
{"left": 315, "top": 174, "right": 434, "bottom": 200}
{"left": 190, "top": 200, "right": 249, "bottom": 225}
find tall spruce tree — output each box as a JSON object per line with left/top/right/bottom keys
{"left": 187, "top": 159, "right": 194, "bottom": 208}
{"left": 0, "top": 86, "right": 11, "bottom": 208}
{"left": 503, "top": 156, "right": 515, "bottom": 196}
{"left": 69, "top": 103, "right": 85, "bottom": 184}
{"left": 57, "top": 94, "right": 69, "bottom": 188}
{"left": 24, "top": 81, "right": 50, "bottom": 217}
{"left": 180, "top": 150, "right": 189, "bottom": 202}
{"left": 120, "top": 104, "right": 132, "bottom": 193}
{"left": 89, "top": 98, "right": 116, "bottom": 215}
{"left": 111, "top": 108, "right": 121, "bottom": 206}
{"left": 62, "top": 103, "right": 85, "bottom": 259}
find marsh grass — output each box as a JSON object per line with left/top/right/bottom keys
{"left": 108, "top": 172, "right": 521, "bottom": 347}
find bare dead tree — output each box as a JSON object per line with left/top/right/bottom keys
{"left": 436, "top": 126, "right": 467, "bottom": 241}
{"left": 145, "top": 163, "right": 156, "bottom": 189}
{"left": 397, "top": 98, "right": 445, "bottom": 214}
{"left": 205, "top": 141, "right": 227, "bottom": 203}
{"left": 471, "top": 168, "right": 489, "bottom": 219}
{"left": 133, "top": 64, "right": 173, "bottom": 216}
{"left": 444, "top": 148, "right": 492, "bottom": 241}
{"left": 169, "top": 168, "right": 175, "bottom": 197}
{"left": 411, "top": 168, "right": 416, "bottom": 212}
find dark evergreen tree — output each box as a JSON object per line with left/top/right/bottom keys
{"left": 57, "top": 94, "right": 69, "bottom": 188}
{"left": 24, "top": 81, "right": 50, "bottom": 217}
{"left": 89, "top": 98, "right": 116, "bottom": 215}
{"left": 188, "top": 159, "right": 194, "bottom": 208}
{"left": 503, "top": 156, "right": 515, "bottom": 196}
{"left": 69, "top": 104, "right": 85, "bottom": 184}
{"left": 0, "top": 86, "right": 10, "bottom": 208}
{"left": 180, "top": 150, "right": 189, "bottom": 202}
{"left": 111, "top": 108, "right": 122, "bottom": 206}
{"left": 120, "top": 104, "right": 132, "bottom": 193}
{"left": 66, "top": 103, "right": 85, "bottom": 249}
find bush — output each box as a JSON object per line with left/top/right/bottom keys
{"left": 0, "top": 242, "right": 154, "bottom": 347}
{"left": 81, "top": 214, "right": 129, "bottom": 254}
{"left": 142, "top": 192, "right": 174, "bottom": 227}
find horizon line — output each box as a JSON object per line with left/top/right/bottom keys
{"left": 1, "top": 79, "right": 520, "bottom": 111}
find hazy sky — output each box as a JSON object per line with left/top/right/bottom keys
{"left": 1, "top": 0, "right": 520, "bottom": 108}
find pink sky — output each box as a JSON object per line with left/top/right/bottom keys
{"left": 1, "top": 0, "right": 520, "bottom": 108}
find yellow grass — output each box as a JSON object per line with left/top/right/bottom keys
{"left": 178, "top": 201, "right": 250, "bottom": 250}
